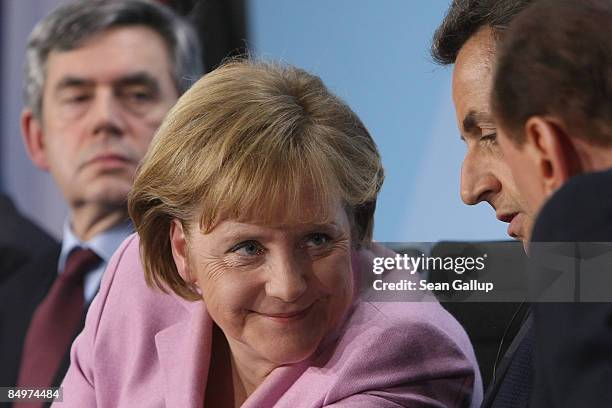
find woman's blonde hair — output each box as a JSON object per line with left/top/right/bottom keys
{"left": 129, "top": 60, "right": 384, "bottom": 300}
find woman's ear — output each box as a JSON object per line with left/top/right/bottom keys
{"left": 524, "top": 116, "right": 581, "bottom": 197}
{"left": 169, "top": 219, "right": 195, "bottom": 284}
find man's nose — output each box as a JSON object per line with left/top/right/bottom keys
{"left": 460, "top": 151, "right": 501, "bottom": 205}
{"left": 89, "top": 89, "right": 126, "bottom": 138}
{"left": 265, "top": 255, "right": 308, "bottom": 303}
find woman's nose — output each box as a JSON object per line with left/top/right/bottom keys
{"left": 265, "top": 256, "right": 308, "bottom": 303}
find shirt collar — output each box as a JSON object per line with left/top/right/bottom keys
{"left": 58, "top": 218, "right": 133, "bottom": 273}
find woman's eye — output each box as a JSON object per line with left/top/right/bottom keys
{"left": 304, "top": 233, "right": 332, "bottom": 249}
{"left": 230, "top": 241, "right": 264, "bottom": 256}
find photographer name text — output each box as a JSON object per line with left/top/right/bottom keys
{"left": 372, "top": 279, "right": 494, "bottom": 293}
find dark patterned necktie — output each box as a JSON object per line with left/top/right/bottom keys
{"left": 17, "top": 248, "right": 101, "bottom": 392}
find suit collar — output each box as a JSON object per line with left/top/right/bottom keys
{"left": 155, "top": 300, "right": 212, "bottom": 408}
{"left": 58, "top": 219, "right": 133, "bottom": 273}
{"left": 481, "top": 310, "right": 534, "bottom": 407}
{"left": 242, "top": 360, "right": 310, "bottom": 407}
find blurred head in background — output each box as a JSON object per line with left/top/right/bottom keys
{"left": 492, "top": 0, "right": 612, "bottom": 217}
{"left": 20, "top": 0, "right": 203, "bottom": 240}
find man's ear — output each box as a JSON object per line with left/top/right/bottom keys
{"left": 170, "top": 219, "right": 195, "bottom": 284}
{"left": 524, "top": 116, "right": 580, "bottom": 197}
{"left": 21, "top": 108, "right": 50, "bottom": 171}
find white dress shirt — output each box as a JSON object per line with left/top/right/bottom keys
{"left": 57, "top": 220, "right": 133, "bottom": 303}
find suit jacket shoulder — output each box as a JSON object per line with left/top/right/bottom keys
{"left": 531, "top": 169, "right": 612, "bottom": 407}
{"left": 533, "top": 168, "right": 612, "bottom": 242}
{"left": 0, "top": 193, "right": 57, "bottom": 284}
{"left": 273, "top": 300, "right": 483, "bottom": 407}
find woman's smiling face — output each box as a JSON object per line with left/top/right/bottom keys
{"left": 170, "top": 199, "right": 355, "bottom": 366}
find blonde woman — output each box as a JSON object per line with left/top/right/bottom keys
{"left": 58, "top": 60, "right": 482, "bottom": 407}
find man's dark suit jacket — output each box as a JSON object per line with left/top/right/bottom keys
{"left": 431, "top": 241, "right": 532, "bottom": 408}
{"left": 0, "top": 246, "right": 59, "bottom": 387}
{"left": 479, "top": 305, "right": 532, "bottom": 408}
{"left": 0, "top": 193, "right": 57, "bottom": 283}
{"left": 530, "top": 169, "right": 612, "bottom": 407}
{"left": 0, "top": 193, "right": 60, "bottom": 406}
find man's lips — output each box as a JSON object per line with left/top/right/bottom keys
{"left": 496, "top": 212, "right": 517, "bottom": 223}
{"left": 496, "top": 212, "right": 522, "bottom": 239}
{"left": 84, "top": 153, "right": 133, "bottom": 168}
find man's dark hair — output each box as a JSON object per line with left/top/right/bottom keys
{"left": 492, "top": 0, "right": 612, "bottom": 146}
{"left": 431, "top": 0, "right": 534, "bottom": 65}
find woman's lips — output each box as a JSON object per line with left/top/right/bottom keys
{"left": 256, "top": 302, "right": 316, "bottom": 323}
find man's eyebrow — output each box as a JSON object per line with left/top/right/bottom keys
{"left": 462, "top": 110, "right": 493, "bottom": 134}
{"left": 113, "top": 72, "right": 160, "bottom": 92}
{"left": 55, "top": 76, "right": 94, "bottom": 92}
{"left": 54, "top": 72, "right": 162, "bottom": 94}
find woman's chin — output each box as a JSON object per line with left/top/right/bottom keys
{"left": 252, "top": 333, "right": 323, "bottom": 365}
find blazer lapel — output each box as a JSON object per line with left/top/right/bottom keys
{"left": 482, "top": 311, "right": 534, "bottom": 408}
{"left": 242, "top": 302, "right": 354, "bottom": 408}
{"left": 241, "top": 360, "right": 311, "bottom": 408}
{"left": 155, "top": 301, "right": 212, "bottom": 408}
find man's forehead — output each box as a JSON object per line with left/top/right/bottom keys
{"left": 452, "top": 27, "right": 496, "bottom": 90}
{"left": 457, "top": 26, "right": 497, "bottom": 63}
{"left": 48, "top": 26, "right": 169, "bottom": 58}
{"left": 44, "top": 27, "right": 173, "bottom": 89}
{"left": 452, "top": 28, "right": 498, "bottom": 136}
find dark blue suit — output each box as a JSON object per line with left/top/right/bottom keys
{"left": 530, "top": 169, "right": 612, "bottom": 407}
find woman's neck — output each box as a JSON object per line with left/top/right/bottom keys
{"left": 205, "top": 326, "right": 278, "bottom": 408}
{"left": 228, "top": 339, "right": 278, "bottom": 398}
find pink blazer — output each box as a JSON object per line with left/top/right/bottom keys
{"left": 56, "top": 234, "right": 482, "bottom": 407}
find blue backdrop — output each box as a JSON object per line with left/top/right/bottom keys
{"left": 248, "top": 0, "right": 508, "bottom": 242}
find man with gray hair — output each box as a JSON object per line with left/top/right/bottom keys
{"left": 0, "top": 0, "right": 202, "bottom": 395}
